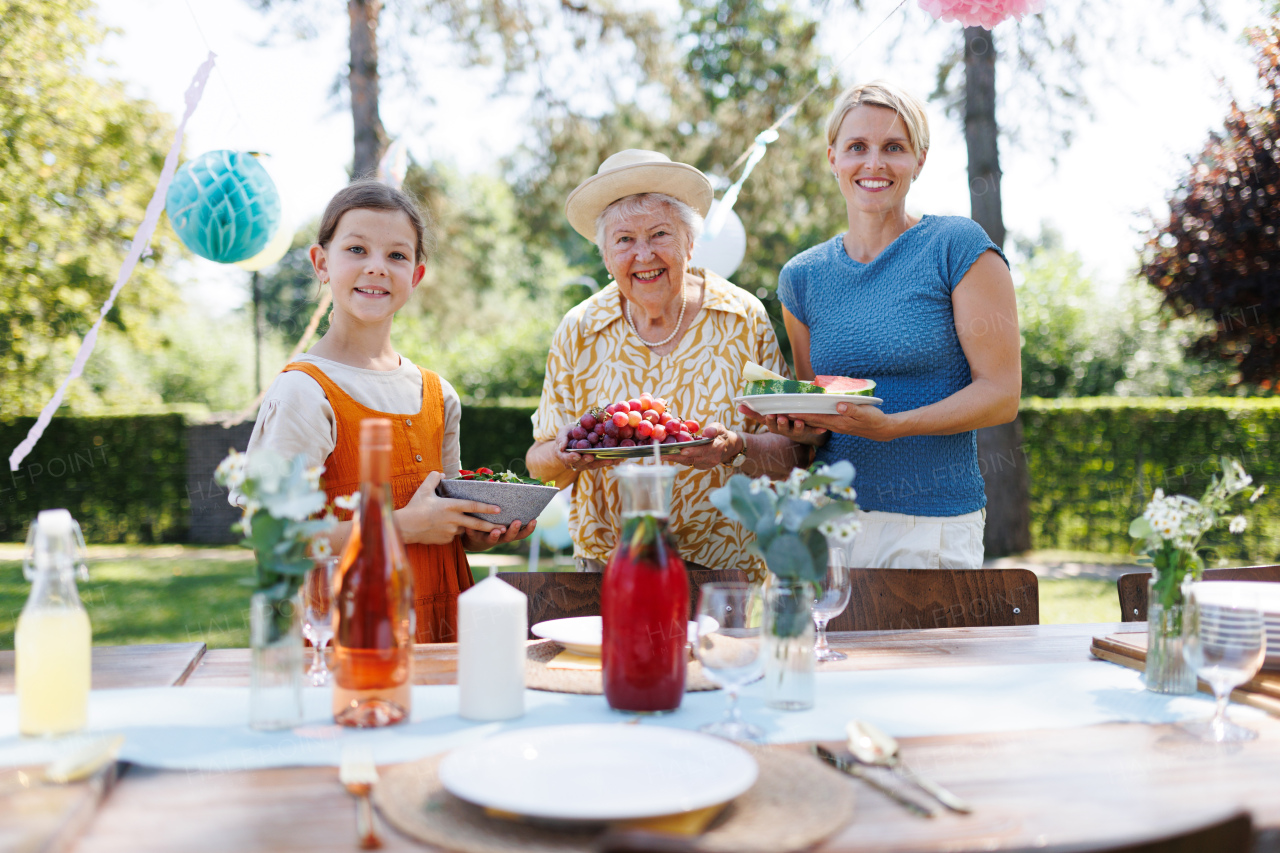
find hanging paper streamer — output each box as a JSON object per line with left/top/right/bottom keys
{"left": 10, "top": 53, "right": 217, "bottom": 472}
{"left": 165, "top": 150, "right": 282, "bottom": 264}
{"left": 917, "top": 0, "right": 1042, "bottom": 28}
{"left": 691, "top": 200, "right": 747, "bottom": 280}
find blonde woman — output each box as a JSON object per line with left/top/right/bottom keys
{"left": 743, "top": 81, "right": 1021, "bottom": 569}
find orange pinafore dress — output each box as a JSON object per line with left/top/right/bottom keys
{"left": 283, "top": 362, "right": 474, "bottom": 643}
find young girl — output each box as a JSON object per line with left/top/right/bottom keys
{"left": 244, "top": 181, "right": 535, "bottom": 642}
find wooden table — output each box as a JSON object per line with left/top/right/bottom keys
{"left": 22, "top": 626, "right": 1280, "bottom": 852}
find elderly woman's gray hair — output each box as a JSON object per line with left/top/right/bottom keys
{"left": 594, "top": 192, "right": 705, "bottom": 252}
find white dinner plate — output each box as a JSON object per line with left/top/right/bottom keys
{"left": 437, "top": 725, "right": 758, "bottom": 822}
{"left": 531, "top": 615, "right": 712, "bottom": 657}
{"left": 733, "top": 392, "right": 883, "bottom": 417}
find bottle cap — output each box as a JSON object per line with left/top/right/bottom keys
{"left": 360, "top": 418, "right": 393, "bottom": 450}
{"left": 36, "top": 509, "right": 74, "bottom": 539}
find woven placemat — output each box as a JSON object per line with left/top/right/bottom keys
{"left": 373, "top": 745, "right": 855, "bottom": 853}
{"left": 524, "top": 641, "right": 720, "bottom": 694}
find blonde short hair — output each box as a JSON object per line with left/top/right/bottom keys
{"left": 825, "top": 81, "right": 930, "bottom": 155}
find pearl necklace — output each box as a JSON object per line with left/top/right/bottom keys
{"left": 625, "top": 285, "right": 687, "bottom": 349}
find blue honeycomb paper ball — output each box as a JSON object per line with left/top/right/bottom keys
{"left": 165, "top": 150, "right": 282, "bottom": 264}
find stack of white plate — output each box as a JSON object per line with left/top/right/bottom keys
{"left": 1189, "top": 581, "right": 1280, "bottom": 669}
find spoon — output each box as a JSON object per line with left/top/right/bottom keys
{"left": 846, "top": 720, "right": 973, "bottom": 814}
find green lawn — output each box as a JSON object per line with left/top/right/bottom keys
{"left": 1, "top": 549, "right": 1126, "bottom": 649}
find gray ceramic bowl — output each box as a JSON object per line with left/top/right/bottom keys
{"left": 436, "top": 479, "right": 560, "bottom": 527}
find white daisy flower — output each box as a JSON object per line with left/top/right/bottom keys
{"left": 1251, "top": 485, "right": 1266, "bottom": 503}
{"left": 1229, "top": 515, "right": 1248, "bottom": 534}
{"left": 334, "top": 493, "right": 361, "bottom": 511}
{"left": 309, "top": 538, "right": 333, "bottom": 560}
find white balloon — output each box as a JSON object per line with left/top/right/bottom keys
{"left": 690, "top": 199, "right": 747, "bottom": 280}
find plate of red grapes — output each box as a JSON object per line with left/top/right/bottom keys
{"left": 564, "top": 393, "right": 712, "bottom": 460}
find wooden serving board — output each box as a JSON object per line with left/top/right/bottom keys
{"left": 1090, "top": 631, "right": 1280, "bottom": 716}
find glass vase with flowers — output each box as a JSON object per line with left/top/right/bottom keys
{"left": 215, "top": 449, "right": 346, "bottom": 729}
{"left": 1129, "top": 457, "right": 1264, "bottom": 694}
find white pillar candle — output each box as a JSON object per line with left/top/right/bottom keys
{"left": 457, "top": 576, "right": 527, "bottom": 721}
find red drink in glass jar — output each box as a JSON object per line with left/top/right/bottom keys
{"left": 602, "top": 463, "right": 689, "bottom": 713}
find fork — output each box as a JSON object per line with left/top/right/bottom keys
{"left": 339, "top": 746, "right": 382, "bottom": 849}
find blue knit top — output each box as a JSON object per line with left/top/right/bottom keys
{"left": 778, "top": 215, "right": 1007, "bottom": 516}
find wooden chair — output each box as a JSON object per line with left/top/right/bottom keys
{"left": 1006, "top": 811, "right": 1252, "bottom": 853}
{"left": 1118, "top": 565, "right": 1280, "bottom": 622}
{"left": 825, "top": 568, "right": 1039, "bottom": 631}
{"left": 496, "top": 569, "right": 747, "bottom": 638}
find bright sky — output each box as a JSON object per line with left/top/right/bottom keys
{"left": 95, "top": 0, "right": 1270, "bottom": 313}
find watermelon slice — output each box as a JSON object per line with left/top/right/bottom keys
{"left": 814, "top": 376, "right": 876, "bottom": 395}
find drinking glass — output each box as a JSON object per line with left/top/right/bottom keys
{"left": 302, "top": 557, "right": 337, "bottom": 686}
{"left": 695, "top": 582, "right": 764, "bottom": 742}
{"left": 1181, "top": 582, "right": 1266, "bottom": 743}
{"left": 812, "top": 552, "right": 851, "bottom": 662}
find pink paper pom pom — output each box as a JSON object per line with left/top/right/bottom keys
{"left": 918, "top": 0, "right": 1043, "bottom": 29}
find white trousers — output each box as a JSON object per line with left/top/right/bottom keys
{"left": 831, "top": 509, "right": 986, "bottom": 570}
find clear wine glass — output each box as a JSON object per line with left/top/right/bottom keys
{"left": 303, "top": 557, "right": 337, "bottom": 686}
{"left": 695, "top": 582, "right": 764, "bottom": 742}
{"left": 1181, "top": 582, "right": 1266, "bottom": 743}
{"left": 812, "top": 552, "right": 851, "bottom": 662}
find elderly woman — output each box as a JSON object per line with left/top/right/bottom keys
{"left": 745, "top": 81, "right": 1021, "bottom": 570}
{"left": 526, "top": 149, "right": 806, "bottom": 580}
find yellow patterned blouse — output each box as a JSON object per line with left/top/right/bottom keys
{"left": 532, "top": 270, "right": 790, "bottom": 583}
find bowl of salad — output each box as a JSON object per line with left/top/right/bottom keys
{"left": 436, "top": 468, "right": 559, "bottom": 527}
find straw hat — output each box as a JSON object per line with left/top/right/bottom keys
{"left": 564, "top": 149, "right": 713, "bottom": 242}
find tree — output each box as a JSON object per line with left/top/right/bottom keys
{"left": 1014, "top": 228, "right": 1239, "bottom": 399}
{"left": 1142, "top": 27, "right": 1280, "bottom": 389}
{"left": 0, "top": 0, "right": 180, "bottom": 415}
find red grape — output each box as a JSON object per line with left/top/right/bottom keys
{"left": 601, "top": 436, "right": 619, "bottom": 448}
{"left": 619, "top": 439, "right": 636, "bottom": 447}
{"left": 639, "top": 394, "right": 654, "bottom": 411}
{"left": 571, "top": 426, "right": 588, "bottom": 441}
{"left": 586, "top": 431, "right": 600, "bottom": 445}
{"left": 612, "top": 412, "right": 629, "bottom": 428}
{"left": 604, "top": 403, "right": 617, "bottom": 416}
{"left": 636, "top": 421, "right": 654, "bottom": 439}
{"left": 683, "top": 420, "right": 700, "bottom": 434}
{"left": 676, "top": 432, "right": 694, "bottom": 443}
{"left": 580, "top": 414, "right": 597, "bottom": 430}
{"left": 652, "top": 424, "right": 668, "bottom": 442}
{"left": 618, "top": 426, "right": 635, "bottom": 440}
{"left": 650, "top": 399, "right": 666, "bottom": 416}
{"left": 603, "top": 420, "right": 620, "bottom": 438}
{"left": 658, "top": 412, "right": 675, "bottom": 426}
{"left": 575, "top": 439, "right": 592, "bottom": 450}
{"left": 627, "top": 410, "right": 642, "bottom": 428}
{"left": 593, "top": 422, "right": 606, "bottom": 436}
{"left": 642, "top": 410, "right": 659, "bottom": 424}
{"left": 628, "top": 399, "right": 642, "bottom": 412}
{"left": 662, "top": 436, "right": 678, "bottom": 444}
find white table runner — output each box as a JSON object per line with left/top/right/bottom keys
{"left": 0, "top": 660, "right": 1256, "bottom": 771}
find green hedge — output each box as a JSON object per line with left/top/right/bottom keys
{"left": 1020, "top": 398, "right": 1280, "bottom": 562}
{"left": 0, "top": 415, "right": 188, "bottom": 544}
{"left": 4, "top": 401, "right": 1278, "bottom": 563}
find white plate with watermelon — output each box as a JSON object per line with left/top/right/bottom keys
{"left": 732, "top": 363, "right": 881, "bottom": 415}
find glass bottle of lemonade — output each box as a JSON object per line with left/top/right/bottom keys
{"left": 602, "top": 462, "right": 689, "bottom": 713}
{"left": 332, "top": 419, "right": 413, "bottom": 726}
{"left": 16, "top": 509, "right": 92, "bottom": 737}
